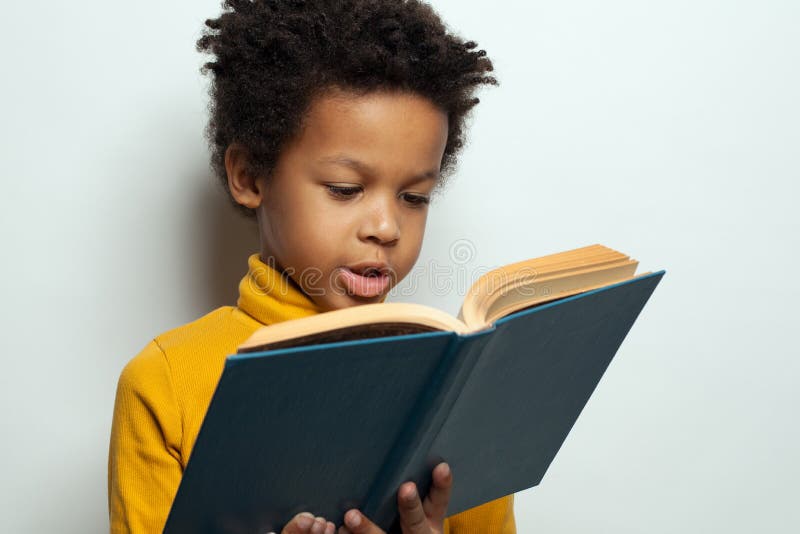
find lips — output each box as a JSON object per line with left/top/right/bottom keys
{"left": 336, "top": 263, "right": 393, "bottom": 298}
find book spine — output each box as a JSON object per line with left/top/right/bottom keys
{"left": 360, "top": 329, "right": 494, "bottom": 530}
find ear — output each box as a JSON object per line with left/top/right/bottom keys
{"left": 225, "top": 143, "right": 263, "bottom": 209}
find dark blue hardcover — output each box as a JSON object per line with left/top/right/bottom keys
{"left": 163, "top": 271, "right": 664, "bottom": 533}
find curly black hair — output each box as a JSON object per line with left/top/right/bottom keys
{"left": 196, "top": 0, "right": 499, "bottom": 219}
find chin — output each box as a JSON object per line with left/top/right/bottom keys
{"left": 321, "top": 293, "right": 384, "bottom": 311}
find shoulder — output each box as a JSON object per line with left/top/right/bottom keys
{"left": 119, "top": 306, "right": 232, "bottom": 371}
{"left": 153, "top": 305, "right": 242, "bottom": 356}
{"left": 116, "top": 337, "right": 170, "bottom": 394}
{"left": 153, "top": 305, "right": 257, "bottom": 371}
{"left": 116, "top": 305, "right": 250, "bottom": 397}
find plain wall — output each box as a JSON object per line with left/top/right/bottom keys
{"left": 1, "top": 0, "right": 797, "bottom": 532}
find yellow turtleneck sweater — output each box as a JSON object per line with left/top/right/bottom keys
{"left": 108, "top": 253, "right": 516, "bottom": 533}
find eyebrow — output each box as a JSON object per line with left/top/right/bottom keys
{"left": 317, "top": 154, "right": 439, "bottom": 184}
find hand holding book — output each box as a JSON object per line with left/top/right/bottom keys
{"left": 340, "top": 462, "right": 452, "bottom": 534}
{"left": 278, "top": 463, "right": 453, "bottom": 534}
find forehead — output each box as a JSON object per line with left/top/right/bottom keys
{"left": 290, "top": 89, "right": 449, "bottom": 170}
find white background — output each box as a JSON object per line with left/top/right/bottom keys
{"left": 1, "top": 1, "right": 798, "bottom": 532}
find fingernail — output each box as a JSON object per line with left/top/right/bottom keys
{"left": 297, "top": 514, "right": 314, "bottom": 529}
{"left": 345, "top": 510, "right": 361, "bottom": 527}
{"left": 441, "top": 463, "right": 451, "bottom": 477}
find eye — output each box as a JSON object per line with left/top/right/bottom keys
{"left": 402, "top": 193, "right": 430, "bottom": 207}
{"left": 326, "top": 184, "right": 362, "bottom": 199}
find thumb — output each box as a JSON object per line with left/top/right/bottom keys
{"left": 340, "top": 509, "right": 386, "bottom": 534}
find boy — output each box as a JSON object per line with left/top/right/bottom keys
{"left": 108, "top": 1, "right": 515, "bottom": 532}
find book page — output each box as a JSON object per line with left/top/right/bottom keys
{"left": 237, "top": 302, "right": 470, "bottom": 353}
{"left": 459, "top": 244, "right": 637, "bottom": 330}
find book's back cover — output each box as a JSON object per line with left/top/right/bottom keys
{"left": 428, "top": 271, "right": 665, "bottom": 514}
{"left": 163, "top": 330, "right": 457, "bottom": 534}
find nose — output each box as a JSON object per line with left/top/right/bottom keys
{"left": 357, "top": 196, "right": 400, "bottom": 246}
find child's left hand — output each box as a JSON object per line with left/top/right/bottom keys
{"left": 337, "top": 462, "right": 453, "bottom": 534}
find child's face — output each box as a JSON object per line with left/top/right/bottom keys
{"left": 230, "top": 88, "right": 449, "bottom": 312}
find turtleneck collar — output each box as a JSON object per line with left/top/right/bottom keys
{"left": 236, "top": 253, "right": 324, "bottom": 326}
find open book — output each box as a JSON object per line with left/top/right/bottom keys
{"left": 238, "top": 243, "right": 648, "bottom": 353}
{"left": 164, "top": 243, "right": 664, "bottom": 533}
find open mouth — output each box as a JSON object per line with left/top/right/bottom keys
{"left": 351, "top": 266, "right": 385, "bottom": 277}
{"left": 337, "top": 265, "right": 391, "bottom": 298}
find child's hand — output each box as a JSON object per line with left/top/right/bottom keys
{"left": 280, "top": 512, "right": 336, "bottom": 534}
{"left": 276, "top": 462, "right": 452, "bottom": 534}
{"left": 338, "top": 462, "right": 453, "bottom": 534}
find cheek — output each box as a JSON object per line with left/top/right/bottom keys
{"left": 395, "top": 216, "right": 428, "bottom": 277}
{"left": 289, "top": 203, "right": 355, "bottom": 260}
{"left": 405, "top": 211, "right": 428, "bottom": 244}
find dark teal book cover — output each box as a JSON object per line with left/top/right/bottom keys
{"left": 163, "top": 270, "right": 665, "bottom": 534}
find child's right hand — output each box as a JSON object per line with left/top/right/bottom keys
{"left": 278, "top": 461, "right": 453, "bottom": 534}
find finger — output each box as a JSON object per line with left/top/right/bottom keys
{"left": 282, "top": 512, "right": 315, "bottom": 534}
{"left": 311, "top": 516, "right": 328, "bottom": 534}
{"left": 422, "top": 462, "right": 453, "bottom": 523}
{"left": 342, "top": 508, "right": 385, "bottom": 534}
{"left": 397, "top": 482, "right": 428, "bottom": 533}
{"left": 325, "top": 520, "right": 336, "bottom": 534}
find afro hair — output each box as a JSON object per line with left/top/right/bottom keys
{"left": 196, "top": 0, "right": 499, "bottom": 219}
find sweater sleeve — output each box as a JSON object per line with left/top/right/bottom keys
{"left": 108, "top": 340, "right": 184, "bottom": 534}
{"left": 445, "top": 494, "right": 516, "bottom": 534}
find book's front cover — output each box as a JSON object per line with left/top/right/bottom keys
{"left": 427, "top": 270, "right": 665, "bottom": 515}
{"left": 163, "top": 271, "right": 665, "bottom": 533}
{"left": 360, "top": 330, "right": 495, "bottom": 530}
{"left": 163, "top": 330, "right": 457, "bottom": 534}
